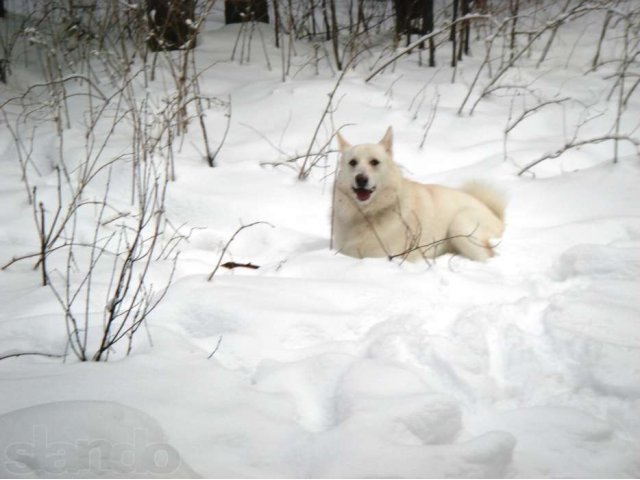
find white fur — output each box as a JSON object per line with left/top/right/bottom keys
{"left": 332, "top": 127, "right": 506, "bottom": 262}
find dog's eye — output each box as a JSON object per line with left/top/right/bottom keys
{"left": 370, "top": 159, "right": 380, "bottom": 166}
{"left": 348, "top": 159, "right": 357, "bottom": 167}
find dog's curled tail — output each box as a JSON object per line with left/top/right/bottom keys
{"left": 463, "top": 182, "right": 507, "bottom": 221}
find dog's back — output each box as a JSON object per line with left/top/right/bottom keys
{"left": 462, "top": 182, "right": 506, "bottom": 222}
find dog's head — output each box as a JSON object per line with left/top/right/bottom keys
{"left": 336, "top": 126, "right": 399, "bottom": 207}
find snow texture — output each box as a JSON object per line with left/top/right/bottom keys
{"left": 0, "top": 2, "right": 639, "bottom": 478}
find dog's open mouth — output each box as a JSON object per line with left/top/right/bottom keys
{"left": 352, "top": 187, "right": 375, "bottom": 202}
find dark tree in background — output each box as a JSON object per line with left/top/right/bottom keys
{"left": 225, "top": 0, "right": 269, "bottom": 24}
{"left": 0, "top": 0, "right": 5, "bottom": 82}
{"left": 147, "top": 0, "right": 197, "bottom": 51}
{"left": 509, "top": 0, "right": 519, "bottom": 61}
{"left": 394, "top": 0, "right": 435, "bottom": 65}
{"left": 423, "top": 0, "right": 435, "bottom": 66}
{"left": 458, "top": 0, "right": 470, "bottom": 60}
{"left": 450, "top": 0, "right": 458, "bottom": 66}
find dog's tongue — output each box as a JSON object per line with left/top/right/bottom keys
{"left": 354, "top": 188, "right": 372, "bottom": 202}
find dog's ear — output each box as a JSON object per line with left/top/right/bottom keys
{"left": 379, "top": 126, "right": 393, "bottom": 154}
{"left": 336, "top": 131, "right": 351, "bottom": 152}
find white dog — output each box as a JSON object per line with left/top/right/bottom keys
{"left": 332, "top": 127, "right": 505, "bottom": 262}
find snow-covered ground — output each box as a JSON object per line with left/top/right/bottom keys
{"left": 1, "top": 3, "right": 639, "bottom": 477}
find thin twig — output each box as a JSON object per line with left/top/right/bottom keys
{"left": 387, "top": 228, "right": 479, "bottom": 261}
{"left": 222, "top": 261, "right": 260, "bottom": 270}
{"left": 0, "top": 351, "right": 66, "bottom": 361}
{"left": 207, "top": 336, "right": 223, "bottom": 359}
{"left": 210, "top": 96, "right": 232, "bottom": 167}
{"left": 207, "top": 221, "right": 273, "bottom": 281}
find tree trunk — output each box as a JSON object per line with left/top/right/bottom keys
{"left": 1, "top": 0, "right": 7, "bottom": 81}
{"left": 424, "top": 0, "right": 435, "bottom": 66}
{"left": 394, "top": 0, "right": 434, "bottom": 55}
{"left": 509, "top": 0, "right": 519, "bottom": 61}
{"left": 273, "top": 0, "right": 281, "bottom": 46}
{"left": 451, "top": 0, "right": 458, "bottom": 67}
{"left": 329, "top": 0, "right": 341, "bottom": 70}
{"left": 0, "top": 59, "right": 7, "bottom": 84}
{"left": 147, "top": 0, "right": 197, "bottom": 51}
{"left": 224, "top": 0, "right": 269, "bottom": 24}
{"left": 461, "top": 0, "right": 469, "bottom": 56}
{"left": 322, "top": 0, "right": 331, "bottom": 41}
{"left": 393, "top": 0, "right": 407, "bottom": 45}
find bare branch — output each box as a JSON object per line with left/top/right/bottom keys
{"left": 518, "top": 135, "right": 640, "bottom": 176}
{"left": 366, "top": 14, "right": 494, "bottom": 83}
{"left": 0, "top": 351, "right": 66, "bottom": 361}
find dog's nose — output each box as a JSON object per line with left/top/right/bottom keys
{"left": 355, "top": 174, "right": 368, "bottom": 188}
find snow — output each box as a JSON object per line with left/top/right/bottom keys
{"left": 1, "top": 3, "right": 640, "bottom": 478}
{"left": 0, "top": 401, "right": 199, "bottom": 478}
